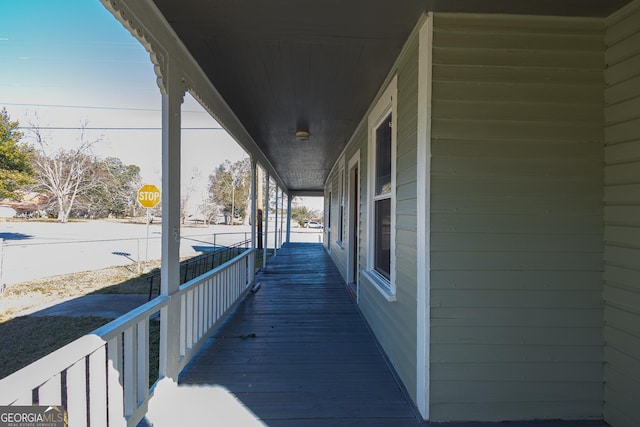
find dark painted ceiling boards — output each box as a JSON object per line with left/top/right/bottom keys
{"left": 152, "top": 0, "right": 631, "bottom": 192}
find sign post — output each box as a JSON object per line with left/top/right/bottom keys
{"left": 137, "top": 184, "right": 161, "bottom": 263}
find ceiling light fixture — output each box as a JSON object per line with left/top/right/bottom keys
{"left": 295, "top": 130, "right": 310, "bottom": 141}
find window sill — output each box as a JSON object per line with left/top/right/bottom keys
{"left": 362, "top": 270, "right": 396, "bottom": 302}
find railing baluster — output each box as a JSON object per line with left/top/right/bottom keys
{"left": 202, "top": 280, "right": 208, "bottom": 332}
{"left": 180, "top": 294, "right": 187, "bottom": 357}
{"left": 38, "top": 373, "right": 62, "bottom": 406}
{"left": 137, "top": 320, "right": 149, "bottom": 405}
{"left": 124, "top": 328, "right": 136, "bottom": 417}
{"left": 215, "top": 274, "right": 220, "bottom": 322}
{"left": 193, "top": 287, "right": 200, "bottom": 341}
{"left": 227, "top": 268, "right": 232, "bottom": 309}
{"left": 207, "top": 278, "right": 215, "bottom": 329}
{"left": 107, "top": 335, "right": 125, "bottom": 427}
{"left": 186, "top": 290, "right": 194, "bottom": 350}
{"left": 67, "top": 358, "right": 87, "bottom": 427}
{"left": 198, "top": 284, "right": 205, "bottom": 340}
{"left": 89, "top": 348, "right": 108, "bottom": 427}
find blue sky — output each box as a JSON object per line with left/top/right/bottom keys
{"left": 1, "top": 0, "right": 158, "bottom": 110}
{"left": 0, "top": 0, "right": 323, "bottom": 212}
{"left": 0, "top": 0, "right": 247, "bottom": 191}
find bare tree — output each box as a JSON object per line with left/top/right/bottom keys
{"left": 30, "top": 122, "right": 102, "bottom": 222}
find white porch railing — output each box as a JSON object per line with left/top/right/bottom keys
{"left": 0, "top": 248, "right": 255, "bottom": 427}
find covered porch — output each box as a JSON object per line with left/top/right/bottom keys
{"left": 1, "top": 0, "right": 640, "bottom": 426}
{"left": 169, "top": 243, "right": 422, "bottom": 426}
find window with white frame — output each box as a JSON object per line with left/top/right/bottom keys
{"left": 338, "top": 162, "right": 345, "bottom": 245}
{"left": 366, "top": 76, "right": 397, "bottom": 298}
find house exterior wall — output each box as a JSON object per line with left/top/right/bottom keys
{"left": 324, "top": 24, "right": 421, "bottom": 403}
{"left": 325, "top": 157, "right": 347, "bottom": 276}
{"left": 604, "top": 2, "right": 640, "bottom": 426}
{"left": 429, "top": 13, "right": 605, "bottom": 421}
{"left": 324, "top": 173, "right": 339, "bottom": 256}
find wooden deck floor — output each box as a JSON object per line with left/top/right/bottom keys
{"left": 179, "top": 243, "right": 423, "bottom": 426}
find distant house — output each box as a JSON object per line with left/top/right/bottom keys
{"left": 0, "top": 205, "right": 17, "bottom": 218}
{"left": 0, "top": 193, "right": 48, "bottom": 218}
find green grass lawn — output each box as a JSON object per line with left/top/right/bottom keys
{"left": 0, "top": 316, "right": 109, "bottom": 378}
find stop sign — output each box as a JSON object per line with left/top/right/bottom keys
{"left": 137, "top": 184, "right": 161, "bottom": 208}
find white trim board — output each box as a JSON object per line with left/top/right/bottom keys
{"left": 416, "top": 13, "right": 433, "bottom": 421}
{"left": 366, "top": 75, "right": 398, "bottom": 301}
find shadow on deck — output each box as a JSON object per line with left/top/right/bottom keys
{"left": 176, "top": 242, "right": 422, "bottom": 426}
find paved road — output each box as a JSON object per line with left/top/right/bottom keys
{"left": 0, "top": 220, "right": 322, "bottom": 286}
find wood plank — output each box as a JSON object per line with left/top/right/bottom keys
{"left": 432, "top": 117, "right": 602, "bottom": 143}
{"left": 433, "top": 188, "right": 601, "bottom": 211}
{"left": 605, "top": 29, "right": 640, "bottom": 67}
{"left": 434, "top": 99, "right": 602, "bottom": 122}
{"left": 605, "top": 74, "right": 640, "bottom": 104}
{"left": 433, "top": 64, "right": 603, "bottom": 85}
{"left": 603, "top": 368, "right": 640, "bottom": 416}
{"left": 435, "top": 14, "right": 603, "bottom": 35}
{"left": 431, "top": 270, "right": 604, "bottom": 291}
{"left": 432, "top": 156, "right": 602, "bottom": 180}
{"left": 431, "top": 251, "right": 603, "bottom": 271}
{"left": 432, "top": 231, "right": 603, "bottom": 252}
{"left": 431, "top": 400, "right": 603, "bottom": 423}
{"left": 433, "top": 289, "right": 603, "bottom": 309}
{"left": 605, "top": 183, "right": 640, "bottom": 204}
{"left": 432, "top": 139, "right": 603, "bottom": 160}
{"left": 604, "top": 347, "right": 640, "bottom": 384}
{"left": 431, "top": 212, "right": 602, "bottom": 234}
{"left": 606, "top": 98, "right": 640, "bottom": 125}
{"left": 606, "top": 6, "right": 640, "bottom": 45}
{"left": 433, "top": 344, "right": 603, "bottom": 364}
{"left": 432, "top": 362, "right": 603, "bottom": 382}
{"left": 430, "top": 308, "right": 603, "bottom": 328}
{"left": 605, "top": 205, "right": 640, "bottom": 226}
{"left": 605, "top": 55, "right": 640, "bottom": 90}
{"left": 434, "top": 28, "right": 603, "bottom": 52}
{"left": 605, "top": 116, "right": 640, "bottom": 144}
{"left": 178, "top": 243, "right": 420, "bottom": 426}
{"left": 433, "top": 46, "right": 603, "bottom": 69}
{"left": 604, "top": 305, "right": 640, "bottom": 336}
{"left": 604, "top": 226, "right": 640, "bottom": 247}
{"left": 604, "top": 245, "right": 640, "bottom": 270}
{"left": 604, "top": 326, "right": 640, "bottom": 359}
{"left": 433, "top": 80, "right": 603, "bottom": 104}
{"left": 604, "top": 162, "right": 640, "bottom": 185}
{"left": 431, "top": 380, "right": 603, "bottom": 404}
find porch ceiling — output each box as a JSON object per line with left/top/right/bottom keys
{"left": 151, "top": 0, "right": 631, "bottom": 193}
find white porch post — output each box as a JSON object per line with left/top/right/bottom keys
{"left": 280, "top": 190, "right": 285, "bottom": 247}
{"left": 159, "top": 61, "right": 184, "bottom": 381}
{"left": 249, "top": 158, "right": 257, "bottom": 283}
{"left": 274, "top": 186, "right": 279, "bottom": 256}
{"left": 263, "top": 172, "right": 270, "bottom": 267}
{"left": 286, "top": 196, "right": 292, "bottom": 243}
